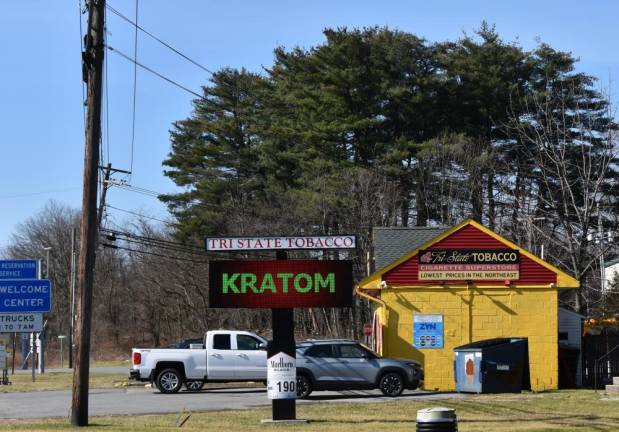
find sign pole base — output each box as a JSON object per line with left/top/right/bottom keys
{"left": 270, "top": 307, "right": 296, "bottom": 421}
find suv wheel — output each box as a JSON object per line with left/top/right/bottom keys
{"left": 156, "top": 368, "right": 183, "bottom": 394}
{"left": 184, "top": 380, "right": 204, "bottom": 391}
{"left": 297, "top": 375, "right": 312, "bottom": 398}
{"left": 379, "top": 372, "right": 404, "bottom": 397}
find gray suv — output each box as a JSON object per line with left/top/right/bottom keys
{"left": 295, "top": 339, "right": 422, "bottom": 398}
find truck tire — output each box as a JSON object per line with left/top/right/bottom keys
{"left": 296, "top": 374, "right": 312, "bottom": 399}
{"left": 379, "top": 372, "right": 404, "bottom": 397}
{"left": 184, "top": 380, "right": 204, "bottom": 391}
{"left": 156, "top": 368, "right": 183, "bottom": 394}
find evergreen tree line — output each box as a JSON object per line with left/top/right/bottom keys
{"left": 3, "top": 25, "right": 618, "bottom": 352}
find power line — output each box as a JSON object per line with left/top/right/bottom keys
{"left": 115, "top": 183, "right": 161, "bottom": 197}
{"left": 105, "top": 204, "right": 177, "bottom": 226}
{"left": 101, "top": 226, "right": 276, "bottom": 260}
{"left": 108, "top": 235, "right": 203, "bottom": 256}
{"left": 78, "top": 0, "right": 86, "bottom": 130}
{"left": 101, "top": 242, "right": 210, "bottom": 264}
{"left": 107, "top": 44, "right": 205, "bottom": 101}
{"left": 128, "top": 0, "right": 138, "bottom": 180}
{"left": 105, "top": 3, "right": 214, "bottom": 75}
{"left": 0, "top": 187, "right": 82, "bottom": 199}
{"left": 102, "top": 227, "right": 203, "bottom": 253}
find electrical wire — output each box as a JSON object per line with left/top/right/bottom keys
{"left": 78, "top": 0, "right": 86, "bottom": 130}
{"left": 102, "top": 227, "right": 203, "bottom": 253}
{"left": 0, "top": 187, "right": 82, "bottom": 199}
{"left": 105, "top": 204, "right": 177, "bottom": 226}
{"left": 107, "top": 45, "right": 205, "bottom": 101}
{"left": 106, "top": 3, "right": 215, "bottom": 75}
{"left": 128, "top": 0, "right": 138, "bottom": 180}
{"left": 101, "top": 227, "right": 276, "bottom": 260}
{"left": 111, "top": 184, "right": 223, "bottom": 211}
{"left": 104, "top": 34, "right": 111, "bottom": 166}
{"left": 101, "top": 242, "right": 209, "bottom": 264}
{"left": 106, "top": 44, "right": 229, "bottom": 112}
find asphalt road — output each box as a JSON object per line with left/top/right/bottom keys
{"left": 0, "top": 387, "right": 465, "bottom": 419}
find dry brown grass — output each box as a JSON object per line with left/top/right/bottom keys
{"left": 2, "top": 390, "right": 618, "bottom": 431}
{"left": 0, "top": 372, "right": 127, "bottom": 393}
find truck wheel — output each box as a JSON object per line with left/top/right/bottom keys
{"left": 156, "top": 368, "right": 183, "bottom": 394}
{"left": 297, "top": 375, "right": 312, "bottom": 399}
{"left": 184, "top": 380, "right": 204, "bottom": 391}
{"left": 379, "top": 372, "right": 404, "bottom": 397}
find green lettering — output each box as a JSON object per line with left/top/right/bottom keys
{"left": 222, "top": 273, "right": 240, "bottom": 294}
{"left": 241, "top": 273, "right": 258, "bottom": 293}
{"left": 294, "top": 273, "right": 312, "bottom": 293}
{"left": 277, "top": 273, "right": 293, "bottom": 293}
{"left": 260, "top": 273, "right": 276, "bottom": 293}
{"left": 314, "top": 273, "right": 335, "bottom": 293}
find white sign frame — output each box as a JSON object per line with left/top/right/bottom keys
{"left": 205, "top": 235, "right": 356, "bottom": 251}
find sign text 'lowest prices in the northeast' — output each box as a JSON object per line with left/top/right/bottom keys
{"left": 209, "top": 260, "right": 353, "bottom": 308}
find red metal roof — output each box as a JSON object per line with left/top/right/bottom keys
{"left": 383, "top": 224, "right": 557, "bottom": 286}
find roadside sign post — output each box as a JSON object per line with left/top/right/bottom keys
{"left": 269, "top": 250, "right": 296, "bottom": 420}
{"left": 58, "top": 335, "right": 67, "bottom": 368}
{"left": 206, "top": 235, "right": 355, "bottom": 423}
{"left": 0, "top": 259, "right": 52, "bottom": 383}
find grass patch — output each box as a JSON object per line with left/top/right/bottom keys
{"left": 1, "top": 372, "right": 128, "bottom": 393}
{"left": 2, "top": 390, "right": 619, "bottom": 431}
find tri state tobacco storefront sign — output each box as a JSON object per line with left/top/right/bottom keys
{"left": 206, "top": 235, "right": 354, "bottom": 422}
{"left": 418, "top": 249, "right": 520, "bottom": 281}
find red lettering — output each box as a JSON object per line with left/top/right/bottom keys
{"left": 324, "top": 238, "right": 333, "bottom": 247}
{"left": 295, "top": 238, "right": 305, "bottom": 248}
{"left": 334, "top": 237, "right": 342, "bottom": 247}
{"left": 286, "top": 238, "right": 294, "bottom": 248}
{"left": 208, "top": 239, "right": 218, "bottom": 249}
{"left": 343, "top": 237, "right": 354, "bottom": 247}
{"left": 275, "top": 238, "right": 282, "bottom": 248}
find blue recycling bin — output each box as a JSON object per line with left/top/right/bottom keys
{"left": 454, "top": 338, "right": 529, "bottom": 393}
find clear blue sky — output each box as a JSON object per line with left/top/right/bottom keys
{"left": 1, "top": 0, "right": 618, "bottom": 251}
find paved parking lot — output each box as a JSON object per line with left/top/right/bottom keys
{"left": 0, "top": 387, "right": 465, "bottom": 419}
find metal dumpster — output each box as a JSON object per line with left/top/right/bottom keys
{"left": 454, "top": 338, "right": 529, "bottom": 393}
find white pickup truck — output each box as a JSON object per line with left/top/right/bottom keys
{"left": 129, "top": 330, "right": 268, "bottom": 393}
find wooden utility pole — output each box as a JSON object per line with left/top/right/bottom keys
{"left": 71, "top": 0, "right": 105, "bottom": 426}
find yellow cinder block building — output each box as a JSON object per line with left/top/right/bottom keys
{"left": 357, "top": 219, "right": 579, "bottom": 392}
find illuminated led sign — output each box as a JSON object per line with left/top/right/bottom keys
{"left": 209, "top": 260, "right": 353, "bottom": 308}
{"left": 418, "top": 249, "right": 520, "bottom": 281}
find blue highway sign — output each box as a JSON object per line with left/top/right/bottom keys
{"left": 0, "top": 280, "right": 51, "bottom": 313}
{"left": 0, "top": 260, "right": 37, "bottom": 279}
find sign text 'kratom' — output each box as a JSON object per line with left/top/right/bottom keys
{"left": 209, "top": 260, "right": 352, "bottom": 308}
